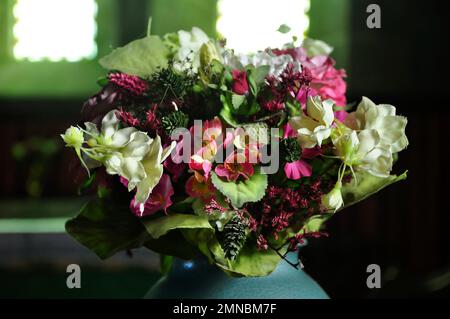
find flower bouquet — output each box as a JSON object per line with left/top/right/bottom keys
{"left": 62, "top": 26, "right": 408, "bottom": 277}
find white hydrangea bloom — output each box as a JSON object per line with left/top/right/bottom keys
{"left": 222, "top": 49, "right": 301, "bottom": 77}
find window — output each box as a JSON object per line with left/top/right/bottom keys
{"left": 216, "top": 0, "right": 310, "bottom": 53}
{"left": 13, "top": 0, "right": 98, "bottom": 62}
{"left": 0, "top": 0, "right": 118, "bottom": 98}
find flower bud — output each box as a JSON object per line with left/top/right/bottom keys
{"left": 321, "top": 182, "right": 344, "bottom": 212}
{"left": 61, "top": 126, "right": 84, "bottom": 148}
{"left": 200, "top": 41, "right": 222, "bottom": 68}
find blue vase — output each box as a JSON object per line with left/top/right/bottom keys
{"left": 145, "top": 251, "right": 329, "bottom": 299}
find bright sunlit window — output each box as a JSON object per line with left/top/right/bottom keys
{"left": 217, "top": 0, "right": 310, "bottom": 54}
{"left": 13, "top": 0, "right": 98, "bottom": 62}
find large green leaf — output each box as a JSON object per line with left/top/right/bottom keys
{"left": 143, "top": 213, "right": 217, "bottom": 261}
{"left": 66, "top": 197, "right": 198, "bottom": 260}
{"left": 99, "top": 36, "right": 169, "bottom": 78}
{"left": 219, "top": 103, "right": 239, "bottom": 127}
{"left": 296, "top": 171, "right": 408, "bottom": 235}
{"left": 340, "top": 171, "right": 408, "bottom": 209}
{"left": 65, "top": 198, "right": 148, "bottom": 259}
{"left": 143, "top": 214, "right": 213, "bottom": 239}
{"left": 211, "top": 170, "right": 268, "bottom": 208}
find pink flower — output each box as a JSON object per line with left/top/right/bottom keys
{"left": 273, "top": 47, "right": 347, "bottom": 109}
{"left": 215, "top": 152, "right": 254, "bottom": 182}
{"left": 231, "top": 70, "right": 249, "bottom": 95}
{"left": 284, "top": 160, "right": 312, "bottom": 180}
{"left": 283, "top": 146, "right": 323, "bottom": 180}
{"left": 299, "top": 53, "right": 347, "bottom": 107}
{"left": 188, "top": 117, "right": 234, "bottom": 181}
{"left": 130, "top": 174, "right": 174, "bottom": 217}
{"left": 283, "top": 123, "right": 297, "bottom": 138}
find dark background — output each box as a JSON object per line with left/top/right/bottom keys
{"left": 0, "top": 0, "right": 449, "bottom": 298}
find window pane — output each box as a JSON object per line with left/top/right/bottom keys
{"left": 13, "top": 0, "right": 98, "bottom": 62}
{"left": 217, "top": 0, "right": 310, "bottom": 54}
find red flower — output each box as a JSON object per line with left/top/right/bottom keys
{"left": 231, "top": 70, "right": 249, "bottom": 95}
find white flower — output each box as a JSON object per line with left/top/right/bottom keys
{"left": 332, "top": 126, "right": 393, "bottom": 177}
{"left": 64, "top": 110, "right": 176, "bottom": 210}
{"left": 289, "top": 96, "right": 335, "bottom": 148}
{"left": 133, "top": 136, "right": 175, "bottom": 211}
{"left": 82, "top": 110, "right": 152, "bottom": 185}
{"left": 345, "top": 97, "right": 408, "bottom": 153}
{"left": 175, "top": 27, "right": 210, "bottom": 72}
{"left": 321, "top": 182, "right": 343, "bottom": 212}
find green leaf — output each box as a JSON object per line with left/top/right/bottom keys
{"left": 286, "top": 100, "right": 302, "bottom": 117}
{"left": 96, "top": 76, "right": 109, "bottom": 87}
{"left": 143, "top": 214, "right": 213, "bottom": 239}
{"left": 211, "top": 169, "right": 268, "bottom": 208}
{"left": 66, "top": 197, "right": 198, "bottom": 260}
{"left": 65, "top": 198, "right": 148, "bottom": 259}
{"left": 248, "top": 74, "right": 258, "bottom": 96}
{"left": 302, "top": 213, "right": 333, "bottom": 233}
{"left": 214, "top": 240, "right": 285, "bottom": 277}
{"left": 99, "top": 36, "right": 169, "bottom": 78}
{"left": 231, "top": 94, "right": 246, "bottom": 110}
{"left": 340, "top": 171, "right": 408, "bottom": 210}
{"left": 252, "top": 65, "right": 270, "bottom": 85}
{"left": 219, "top": 102, "right": 239, "bottom": 127}
{"left": 144, "top": 230, "right": 199, "bottom": 259}
{"left": 277, "top": 24, "right": 291, "bottom": 34}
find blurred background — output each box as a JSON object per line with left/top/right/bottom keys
{"left": 0, "top": 0, "right": 449, "bottom": 298}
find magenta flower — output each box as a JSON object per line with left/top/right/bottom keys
{"left": 284, "top": 147, "right": 322, "bottom": 181}
{"left": 283, "top": 123, "right": 297, "bottom": 138}
{"left": 130, "top": 174, "right": 174, "bottom": 217}
{"left": 282, "top": 125, "right": 322, "bottom": 180}
{"left": 284, "top": 160, "right": 312, "bottom": 180}
{"left": 273, "top": 46, "right": 348, "bottom": 119}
